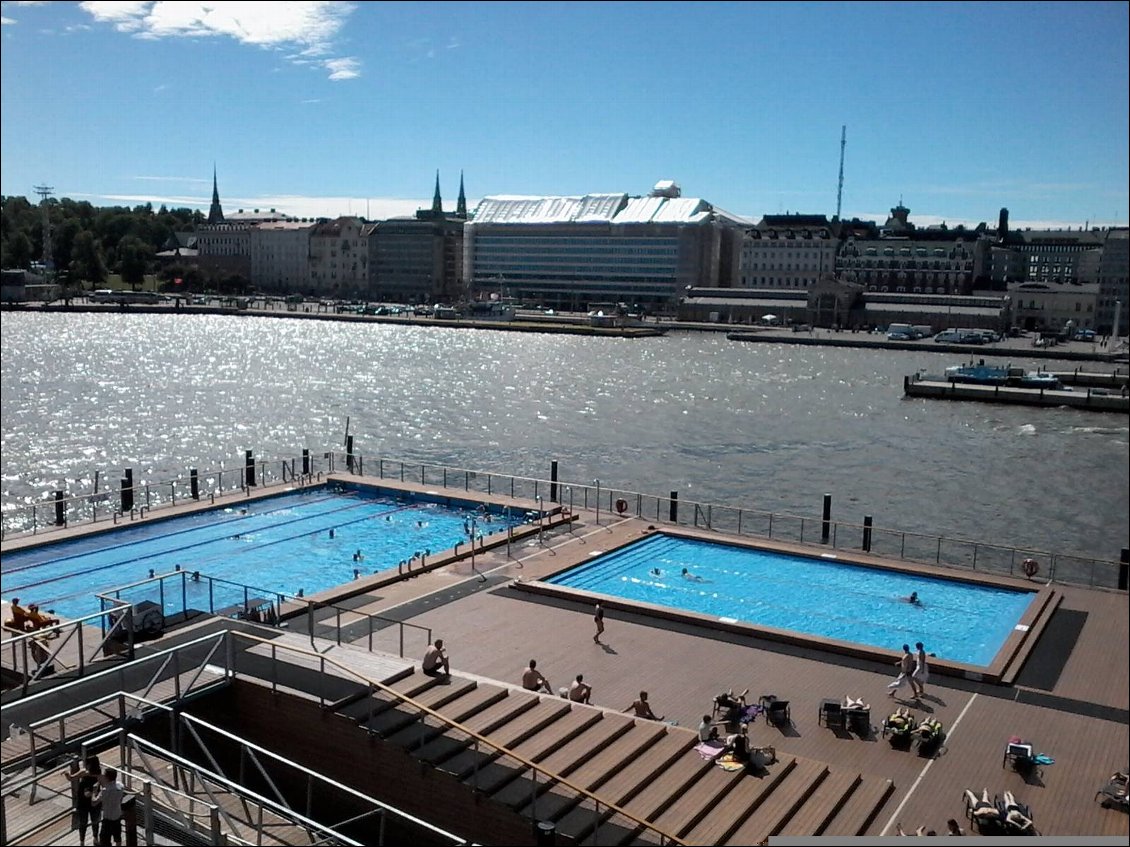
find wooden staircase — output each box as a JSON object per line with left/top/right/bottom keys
{"left": 330, "top": 668, "right": 897, "bottom": 845}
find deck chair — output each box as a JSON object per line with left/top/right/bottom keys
{"left": 760, "top": 695, "right": 791, "bottom": 728}
{"left": 1003, "top": 741, "right": 1037, "bottom": 774}
{"left": 964, "top": 792, "right": 1006, "bottom": 835}
{"left": 881, "top": 710, "right": 917, "bottom": 747}
{"left": 1095, "top": 770, "right": 1129, "bottom": 809}
{"left": 818, "top": 699, "right": 845, "bottom": 730}
{"left": 996, "top": 796, "right": 1036, "bottom": 834}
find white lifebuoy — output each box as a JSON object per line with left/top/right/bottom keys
{"left": 615, "top": 498, "right": 628, "bottom": 515}
{"left": 1022, "top": 558, "right": 1039, "bottom": 578}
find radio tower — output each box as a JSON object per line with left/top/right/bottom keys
{"left": 835, "top": 126, "right": 846, "bottom": 221}
{"left": 33, "top": 184, "right": 54, "bottom": 275}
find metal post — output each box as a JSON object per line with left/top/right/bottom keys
{"left": 821, "top": 494, "right": 832, "bottom": 543}
{"left": 54, "top": 491, "right": 65, "bottom": 526}
{"left": 862, "top": 516, "right": 873, "bottom": 552}
{"left": 595, "top": 479, "right": 601, "bottom": 524}
{"left": 190, "top": 468, "right": 199, "bottom": 500}
{"left": 550, "top": 460, "right": 559, "bottom": 503}
{"left": 669, "top": 491, "right": 678, "bottom": 523}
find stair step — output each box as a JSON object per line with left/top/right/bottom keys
{"left": 682, "top": 757, "right": 800, "bottom": 845}
{"left": 820, "top": 776, "right": 895, "bottom": 836}
{"left": 727, "top": 758, "right": 829, "bottom": 844}
{"left": 382, "top": 684, "right": 510, "bottom": 750}
{"left": 437, "top": 699, "right": 574, "bottom": 781}
{"left": 464, "top": 708, "right": 607, "bottom": 796}
{"left": 335, "top": 671, "right": 438, "bottom": 721}
{"left": 360, "top": 678, "right": 478, "bottom": 736}
{"left": 776, "top": 770, "right": 862, "bottom": 836}
{"left": 412, "top": 691, "right": 541, "bottom": 766}
{"left": 516, "top": 722, "right": 669, "bottom": 822}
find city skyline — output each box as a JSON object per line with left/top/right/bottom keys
{"left": 1, "top": 1, "right": 1127, "bottom": 229}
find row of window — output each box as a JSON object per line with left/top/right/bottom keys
{"left": 474, "top": 236, "right": 680, "bottom": 247}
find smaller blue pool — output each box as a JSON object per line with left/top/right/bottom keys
{"left": 2, "top": 485, "right": 530, "bottom": 620}
{"left": 544, "top": 534, "right": 1034, "bottom": 666}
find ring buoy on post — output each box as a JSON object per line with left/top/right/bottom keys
{"left": 615, "top": 498, "right": 628, "bottom": 515}
{"left": 1022, "top": 558, "right": 1039, "bottom": 578}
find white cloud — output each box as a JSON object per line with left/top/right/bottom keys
{"left": 77, "top": 1, "right": 360, "bottom": 80}
{"left": 131, "top": 175, "right": 208, "bottom": 184}
{"left": 70, "top": 191, "right": 448, "bottom": 221}
{"left": 1, "top": 16, "right": 15, "bottom": 25}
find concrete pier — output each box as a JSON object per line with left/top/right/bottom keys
{"left": 904, "top": 374, "right": 1130, "bottom": 412}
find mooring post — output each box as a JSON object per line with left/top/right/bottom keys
{"left": 121, "top": 468, "right": 134, "bottom": 513}
{"left": 550, "top": 460, "right": 559, "bottom": 503}
{"left": 54, "top": 491, "right": 65, "bottom": 526}
{"left": 862, "top": 515, "right": 873, "bottom": 552}
{"left": 821, "top": 494, "right": 832, "bottom": 543}
{"left": 245, "top": 450, "right": 256, "bottom": 487}
{"left": 669, "top": 491, "right": 678, "bottom": 523}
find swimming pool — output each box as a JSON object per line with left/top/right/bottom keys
{"left": 543, "top": 533, "right": 1035, "bottom": 666}
{"left": 1, "top": 485, "right": 530, "bottom": 619}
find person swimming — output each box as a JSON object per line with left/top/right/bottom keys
{"left": 650, "top": 567, "right": 662, "bottom": 576}
{"left": 905, "top": 591, "right": 923, "bottom": 606}
{"left": 682, "top": 567, "right": 706, "bottom": 582}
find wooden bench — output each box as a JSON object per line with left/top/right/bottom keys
{"left": 821, "top": 776, "right": 896, "bottom": 835}
{"left": 681, "top": 757, "right": 799, "bottom": 844}
{"left": 727, "top": 759, "right": 829, "bottom": 843}
{"left": 776, "top": 770, "right": 862, "bottom": 835}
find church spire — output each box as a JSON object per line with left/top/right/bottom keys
{"left": 431, "top": 170, "right": 443, "bottom": 215}
{"left": 207, "top": 164, "right": 225, "bottom": 224}
{"left": 456, "top": 170, "right": 467, "bottom": 218}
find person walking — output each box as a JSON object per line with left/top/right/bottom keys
{"left": 912, "top": 641, "right": 930, "bottom": 699}
{"left": 888, "top": 644, "right": 914, "bottom": 697}
{"left": 68, "top": 755, "right": 102, "bottom": 846}
{"left": 593, "top": 602, "right": 605, "bottom": 643}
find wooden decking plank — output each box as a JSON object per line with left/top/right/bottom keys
{"left": 360, "top": 678, "right": 478, "bottom": 735}
{"left": 821, "top": 775, "right": 896, "bottom": 836}
{"left": 647, "top": 751, "right": 748, "bottom": 836}
{"left": 463, "top": 708, "right": 604, "bottom": 794}
{"left": 726, "top": 758, "right": 829, "bottom": 843}
{"left": 681, "top": 757, "right": 799, "bottom": 844}
{"left": 489, "top": 714, "right": 634, "bottom": 809}
{"left": 776, "top": 769, "right": 862, "bottom": 835}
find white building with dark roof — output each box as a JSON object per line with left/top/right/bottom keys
{"left": 463, "top": 182, "right": 749, "bottom": 311}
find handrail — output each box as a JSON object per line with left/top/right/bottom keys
{"left": 229, "top": 630, "right": 686, "bottom": 845}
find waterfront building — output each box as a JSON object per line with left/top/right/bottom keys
{"left": 1009, "top": 281, "right": 1101, "bottom": 334}
{"left": 1096, "top": 227, "right": 1128, "bottom": 335}
{"left": 249, "top": 221, "right": 314, "bottom": 294}
{"left": 739, "top": 214, "right": 838, "bottom": 289}
{"left": 463, "top": 181, "right": 749, "bottom": 312}
{"left": 306, "top": 217, "right": 368, "bottom": 299}
{"left": 368, "top": 173, "right": 467, "bottom": 305}
{"left": 835, "top": 203, "right": 987, "bottom": 296}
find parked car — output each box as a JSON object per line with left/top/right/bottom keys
{"left": 1074, "top": 329, "right": 1096, "bottom": 342}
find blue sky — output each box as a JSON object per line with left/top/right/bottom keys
{"left": 2, "top": 1, "right": 1127, "bottom": 228}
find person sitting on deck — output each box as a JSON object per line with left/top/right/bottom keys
{"left": 721, "top": 724, "right": 751, "bottom": 763}
{"left": 25, "top": 604, "right": 59, "bottom": 632}
{"left": 5, "top": 598, "right": 35, "bottom": 632}
{"left": 624, "top": 691, "right": 663, "bottom": 721}
{"left": 698, "top": 715, "right": 721, "bottom": 743}
{"left": 568, "top": 674, "right": 592, "bottom": 704}
{"left": 422, "top": 639, "right": 450, "bottom": 679}
{"left": 521, "top": 659, "right": 552, "bottom": 694}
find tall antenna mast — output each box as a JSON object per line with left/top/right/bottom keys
{"left": 835, "top": 126, "right": 846, "bottom": 220}
{"left": 33, "top": 184, "right": 54, "bottom": 274}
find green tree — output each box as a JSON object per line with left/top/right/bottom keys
{"left": 118, "top": 235, "right": 151, "bottom": 288}
{"left": 2, "top": 230, "right": 33, "bottom": 269}
{"left": 70, "top": 230, "right": 107, "bottom": 287}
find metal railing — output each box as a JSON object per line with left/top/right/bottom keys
{"left": 4, "top": 451, "right": 1121, "bottom": 591}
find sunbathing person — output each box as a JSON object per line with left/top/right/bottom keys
{"left": 915, "top": 717, "right": 944, "bottom": 742}
{"left": 713, "top": 687, "right": 749, "bottom": 722}
{"left": 963, "top": 788, "right": 1003, "bottom": 824}
{"left": 1000, "top": 791, "right": 1034, "bottom": 832}
{"left": 884, "top": 707, "right": 915, "bottom": 732}
{"left": 5, "top": 597, "right": 35, "bottom": 632}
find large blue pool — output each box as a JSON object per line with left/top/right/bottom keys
{"left": 1, "top": 486, "right": 529, "bottom": 619}
{"left": 545, "top": 534, "right": 1034, "bottom": 666}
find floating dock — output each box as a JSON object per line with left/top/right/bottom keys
{"left": 904, "top": 374, "right": 1129, "bottom": 413}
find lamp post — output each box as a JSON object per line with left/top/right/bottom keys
{"left": 594, "top": 479, "right": 601, "bottom": 525}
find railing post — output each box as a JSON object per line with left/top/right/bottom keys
{"left": 143, "top": 779, "right": 154, "bottom": 846}
{"left": 821, "top": 493, "right": 832, "bottom": 543}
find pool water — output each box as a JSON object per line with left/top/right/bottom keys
{"left": 545, "top": 534, "right": 1034, "bottom": 666}
{"left": 1, "top": 486, "right": 529, "bottom": 619}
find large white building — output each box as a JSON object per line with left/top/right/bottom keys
{"left": 249, "top": 222, "right": 313, "bottom": 293}
{"left": 740, "top": 215, "right": 838, "bottom": 289}
{"left": 463, "top": 182, "right": 749, "bottom": 311}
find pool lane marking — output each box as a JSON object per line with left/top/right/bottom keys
{"left": 878, "top": 691, "right": 979, "bottom": 836}
{"left": 370, "top": 517, "right": 636, "bottom": 618}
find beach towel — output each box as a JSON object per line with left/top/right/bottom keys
{"left": 739, "top": 705, "right": 763, "bottom": 724}
{"left": 717, "top": 753, "right": 744, "bottom": 771}
{"left": 695, "top": 741, "right": 725, "bottom": 760}
{"left": 1034, "top": 754, "right": 1054, "bottom": 765}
